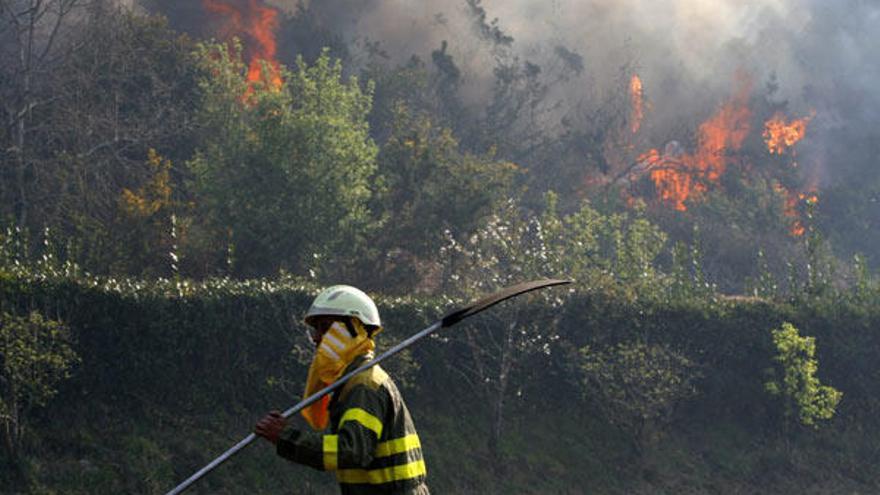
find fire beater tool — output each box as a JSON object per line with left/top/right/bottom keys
{"left": 165, "top": 278, "right": 572, "bottom": 495}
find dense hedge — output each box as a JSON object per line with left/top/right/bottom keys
{"left": 2, "top": 268, "right": 879, "bottom": 492}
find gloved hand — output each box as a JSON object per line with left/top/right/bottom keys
{"left": 255, "top": 410, "right": 288, "bottom": 444}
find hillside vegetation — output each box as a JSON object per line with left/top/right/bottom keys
{"left": 1, "top": 238, "right": 878, "bottom": 493}
{"left": 1, "top": 3, "right": 879, "bottom": 493}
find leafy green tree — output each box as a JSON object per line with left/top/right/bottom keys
{"left": 367, "top": 104, "right": 517, "bottom": 289}
{"left": 745, "top": 248, "right": 779, "bottom": 299}
{"left": 538, "top": 192, "right": 668, "bottom": 299}
{"left": 189, "top": 44, "right": 378, "bottom": 277}
{"left": 850, "top": 253, "right": 877, "bottom": 305}
{"left": 579, "top": 341, "right": 698, "bottom": 457}
{"left": 764, "top": 322, "right": 842, "bottom": 431}
{"left": 800, "top": 198, "right": 837, "bottom": 299}
{"left": 0, "top": 312, "right": 79, "bottom": 462}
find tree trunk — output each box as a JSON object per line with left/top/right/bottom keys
{"left": 488, "top": 381, "right": 506, "bottom": 467}
{"left": 487, "top": 322, "right": 515, "bottom": 472}
{"left": 15, "top": 114, "right": 27, "bottom": 227}
{"left": 2, "top": 396, "right": 20, "bottom": 463}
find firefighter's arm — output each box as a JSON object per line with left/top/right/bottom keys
{"left": 272, "top": 385, "right": 386, "bottom": 471}
{"left": 329, "top": 384, "right": 387, "bottom": 470}
{"left": 257, "top": 411, "right": 327, "bottom": 471}
{"left": 274, "top": 423, "right": 330, "bottom": 471}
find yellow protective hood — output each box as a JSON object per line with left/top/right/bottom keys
{"left": 301, "top": 318, "right": 376, "bottom": 430}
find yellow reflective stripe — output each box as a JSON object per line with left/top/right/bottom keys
{"left": 323, "top": 435, "right": 338, "bottom": 471}
{"left": 375, "top": 434, "right": 421, "bottom": 457}
{"left": 339, "top": 408, "right": 383, "bottom": 437}
{"left": 337, "top": 460, "right": 427, "bottom": 485}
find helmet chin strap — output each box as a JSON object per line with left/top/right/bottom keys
{"left": 342, "top": 317, "right": 357, "bottom": 338}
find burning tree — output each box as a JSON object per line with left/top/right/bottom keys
{"left": 635, "top": 74, "right": 753, "bottom": 212}
{"left": 584, "top": 68, "right": 829, "bottom": 293}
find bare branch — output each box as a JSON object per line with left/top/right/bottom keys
{"left": 36, "top": 0, "right": 68, "bottom": 63}
{"left": 77, "top": 137, "right": 141, "bottom": 159}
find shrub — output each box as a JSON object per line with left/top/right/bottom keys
{"left": 0, "top": 311, "right": 79, "bottom": 461}
{"left": 764, "top": 322, "right": 842, "bottom": 431}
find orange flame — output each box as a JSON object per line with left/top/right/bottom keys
{"left": 763, "top": 111, "right": 812, "bottom": 155}
{"left": 630, "top": 75, "right": 644, "bottom": 134}
{"left": 775, "top": 183, "right": 819, "bottom": 236}
{"left": 203, "top": 0, "right": 283, "bottom": 93}
{"left": 793, "top": 191, "right": 819, "bottom": 236}
{"left": 639, "top": 75, "right": 752, "bottom": 211}
{"left": 764, "top": 110, "right": 817, "bottom": 236}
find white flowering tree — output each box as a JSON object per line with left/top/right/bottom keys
{"left": 438, "top": 192, "right": 669, "bottom": 466}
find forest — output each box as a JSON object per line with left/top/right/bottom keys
{"left": 1, "top": 0, "right": 879, "bottom": 493}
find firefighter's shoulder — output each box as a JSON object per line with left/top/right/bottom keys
{"left": 340, "top": 365, "right": 390, "bottom": 399}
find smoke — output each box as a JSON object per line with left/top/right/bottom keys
{"left": 141, "top": 0, "right": 880, "bottom": 187}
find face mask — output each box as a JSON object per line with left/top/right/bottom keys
{"left": 301, "top": 319, "right": 376, "bottom": 430}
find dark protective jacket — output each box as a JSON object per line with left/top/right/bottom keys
{"left": 276, "top": 356, "right": 429, "bottom": 494}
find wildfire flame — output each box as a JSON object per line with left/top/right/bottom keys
{"left": 622, "top": 72, "right": 820, "bottom": 238}
{"left": 775, "top": 183, "right": 818, "bottom": 237}
{"left": 763, "top": 111, "right": 812, "bottom": 155}
{"left": 203, "top": 0, "right": 283, "bottom": 93}
{"left": 637, "top": 76, "right": 752, "bottom": 211}
{"left": 630, "top": 74, "right": 644, "bottom": 134}
{"left": 764, "top": 111, "right": 817, "bottom": 236}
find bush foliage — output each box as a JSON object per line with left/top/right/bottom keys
{"left": 0, "top": 250, "right": 877, "bottom": 491}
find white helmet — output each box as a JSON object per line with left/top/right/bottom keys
{"left": 304, "top": 285, "right": 381, "bottom": 328}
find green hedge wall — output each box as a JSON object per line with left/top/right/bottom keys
{"left": 2, "top": 269, "right": 880, "bottom": 492}
{"left": 4, "top": 270, "right": 878, "bottom": 427}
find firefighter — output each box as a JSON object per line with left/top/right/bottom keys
{"left": 255, "top": 285, "right": 429, "bottom": 494}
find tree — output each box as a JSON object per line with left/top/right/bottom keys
{"left": 189, "top": 45, "right": 378, "bottom": 277}
{"left": 538, "top": 192, "right": 668, "bottom": 297}
{"left": 579, "top": 341, "right": 698, "bottom": 457}
{"left": 1, "top": 4, "right": 199, "bottom": 275}
{"left": 0, "top": 311, "right": 78, "bottom": 463}
{"left": 461, "top": 0, "right": 583, "bottom": 199}
{"left": 438, "top": 192, "right": 671, "bottom": 465}
{"left": 438, "top": 198, "right": 567, "bottom": 466}
{"left": 116, "top": 149, "right": 179, "bottom": 277}
{"left": 366, "top": 104, "right": 517, "bottom": 290}
{"left": 47, "top": 9, "right": 198, "bottom": 275}
{"left": 361, "top": 50, "right": 462, "bottom": 147}
{"left": 764, "top": 322, "right": 842, "bottom": 434}
{"left": 0, "top": 0, "right": 89, "bottom": 226}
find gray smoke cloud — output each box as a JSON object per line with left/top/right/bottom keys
{"left": 261, "top": 1, "right": 872, "bottom": 103}
{"left": 260, "top": 0, "right": 878, "bottom": 182}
